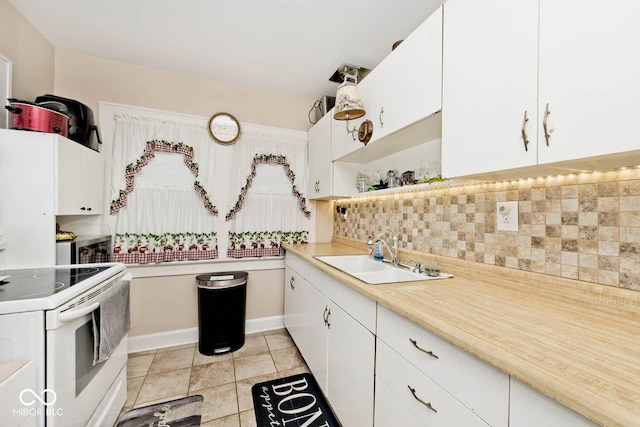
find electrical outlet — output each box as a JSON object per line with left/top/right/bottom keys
{"left": 496, "top": 201, "right": 518, "bottom": 231}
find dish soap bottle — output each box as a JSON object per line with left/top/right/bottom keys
{"left": 373, "top": 244, "right": 384, "bottom": 261}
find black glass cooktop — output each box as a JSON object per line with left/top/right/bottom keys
{"left": 0, "top": 266, "right": 111, "bottom": 302}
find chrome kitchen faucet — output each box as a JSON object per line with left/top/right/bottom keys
{"left": 367, "top": 230, "right": 399, "bottom": 266}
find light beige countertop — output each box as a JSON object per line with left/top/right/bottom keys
{"left": 284, "top": 237, "right": 640, "bottom": 427}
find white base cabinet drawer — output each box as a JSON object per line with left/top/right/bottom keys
{"left": 375, "top": 340, "right": 489, "bottom": 427}
{"left": 375, "top": 377, "right": 429, "bottom": 427}
{"left": 509, "top": 378, "right": 598, "bottom": 427}
{"left": 377, "top": 304, "right": 509, "bottom": 427}
{"left": 0, "top": 361, "right": 37, "bottom": 427}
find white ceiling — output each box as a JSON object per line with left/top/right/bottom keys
{"left": 9, "top": 0, "right": 442, "bottom": 100}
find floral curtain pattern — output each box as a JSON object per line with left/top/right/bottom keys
{"left": 225, "top": 125, "right": 309, "bottom": 258}
{"left": 227, "top": 231, "right": 308, "bottom": 258}
{"left": 110, "top": 114, "right": 217, "bottom": 264}
{"left": 110, "top": 140, "right": 217, "bottom": 215}
{"left": 225, "top": 154, "right": 310, "bottom": 221}
{"left": 112, "top": 232, "right": 218, "bottom": 264}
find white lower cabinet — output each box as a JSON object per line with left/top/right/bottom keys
{"left": 326, "top": 300, "right": 375, "bottom": 426}
{"left": 0, "top": 361, "right": 37, "bottom": 427}
{"left": 375, "top": 340, "right": 491, "bottom": 427}
{"left": 284, "top": 255, "right": 375, "bottom": 426}
{"left": 284, "top": 267, "right": 327, "bottom": 387}
{"left": 509, "top": 378, "right": 598, "bottom": 427}
{"left": 376, "top": 305, "right": 509, "bottom": 427}
{"left": 374, "top": 375, "right": 426, "bottom": 427}
{"left": 287, "top": 255, "right": 595, "bottom": 426}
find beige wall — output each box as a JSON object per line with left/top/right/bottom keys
{"left": 50, "top": 50, "right": 314, "bottom": 339}
{"left": 50, "top": 49, "right": 315, "bottom": 341}
{"left": 129, "top": 269, "right": 284, "bottom": 337}
{"left": 2, "top": 3, "right": 310, "bottom": 339}
{"left": 0, "top": 0, "right": 54, "bottom": 101}
{"left": 54, "top": 49, "right": 315, "bottom": 131}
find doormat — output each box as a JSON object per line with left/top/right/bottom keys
{"left": 252, "top": 373, "right": 341, "bottom": 427}
{"left": 116, "top": 395, "right": 203, "bottom": 427}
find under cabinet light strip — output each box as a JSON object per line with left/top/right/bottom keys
{"left": 336, "top": 166, "right": 640, "bottom": 204}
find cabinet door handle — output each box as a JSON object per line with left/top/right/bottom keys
{"left": 521, "top": 110, "right": 529, "bottom": 151}
{"left": 543, "top": 102, "right": 552, "bottom": 146}
{"left": 409, "top": 338, "right": 439, "bottom": 359}
{"left": 80, "top": 207, "right": 86, "bottom": 211}
{"left": 323, "top": 306, "right": 329, "bottom": 325}
{"left": 408, "top": 386, "right": 437, "bottom": 413}
{"left": 379, "top": 106, "right": 384, "bottom": 128}
{"left": 315, "top": 180, "right": 320, "bottom": 193}
{"left": 326, "top": 308, "right": 331, "bottom": 329}
{"left": 289, "top": 276, "right": 295, "bottom": 290}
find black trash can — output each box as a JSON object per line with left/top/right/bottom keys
{"left": 196, "top": 271, "right": 248, "bottom": 355}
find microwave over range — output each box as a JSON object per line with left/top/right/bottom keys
{"left": 56, "top": 235, "right": 111, "bottom": 265}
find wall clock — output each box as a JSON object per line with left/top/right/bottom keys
{"left": 208, "top": 112, "right": 241, "bottom": 145}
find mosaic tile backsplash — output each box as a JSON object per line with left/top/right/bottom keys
{"left": 333, "top": 168, "right": 640, "bottom": 290}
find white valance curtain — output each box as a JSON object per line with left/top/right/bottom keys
{"left": 109, "top": 114, "right": 218, "bottom": 263}
{"left": 225, "top": 124, "right": 309, "bottom": 257}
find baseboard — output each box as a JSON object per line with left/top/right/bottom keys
{"left": 127, "top": 315, "right": 285, "bottom": 354}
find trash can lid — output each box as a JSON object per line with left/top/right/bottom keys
{"left": 196, "top": 271, "right": 248, "bottom": 288}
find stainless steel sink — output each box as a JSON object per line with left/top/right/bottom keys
{"left": 314, "top": 255, "right": 452, "bottom": 284}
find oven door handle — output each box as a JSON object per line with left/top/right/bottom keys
{"left": 58, "top": 302, "right": 100, "bottom": 323}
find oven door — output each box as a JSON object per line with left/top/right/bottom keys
{"left": 45, "top": 272, "right": 131, "bottom": 426}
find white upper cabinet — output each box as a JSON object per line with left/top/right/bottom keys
{"left": 309, "top": 111, "right": 358, "bottom": 199}
{"left": 56, "top": 136, "right": 104, "bottom": 215}
{"left": 442, "top": 0, "right": 539, "bottom": 178}
{"left": 377, "top": 6, "right": 443, "bottom": 138}
{"left": 443, "top": 0, "right": 640, "bottom": 179}
{"left": 331, "top": 5, "right": 443, "bottom": 163}
{"left": 0, "top": 130, "right": 104, "bottom": 267}
{"left": 308, "top": 113, "right": 334, "bottom": 199}
{"left": 537, "top": 0, "right": 640, "bottom": 164}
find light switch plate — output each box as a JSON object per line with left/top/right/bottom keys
{"left": 496, "top": 201, "right": 518, "bottom": 231}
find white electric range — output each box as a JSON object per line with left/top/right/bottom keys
{"left": 0, "top": 263, "right": 130, "bottom": 427}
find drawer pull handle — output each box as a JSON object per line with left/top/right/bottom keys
{"left": 408, "top": 386, "right": 437, "bottom": 413}
{"left": 409, "top": 338, "right": 439, "bottom": 359}
{"left": 322, "top": 306, "right": 331, "bottom": 329}
{"left": 289, "top": 276, "right": 295, "bottom": 290}
{"left": 323, "top": 306, "right": 331, "bottom": 328}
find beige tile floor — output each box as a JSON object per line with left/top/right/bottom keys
{"left": 119, "top": 329, "right": 309, "bottom": 427}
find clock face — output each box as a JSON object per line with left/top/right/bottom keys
{"left": 208, "top": 113, "right": 241, "bottom": 145}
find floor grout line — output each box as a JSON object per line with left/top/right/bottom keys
{"left": 122, "top": 329, "right": 304, "bottom": 426}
